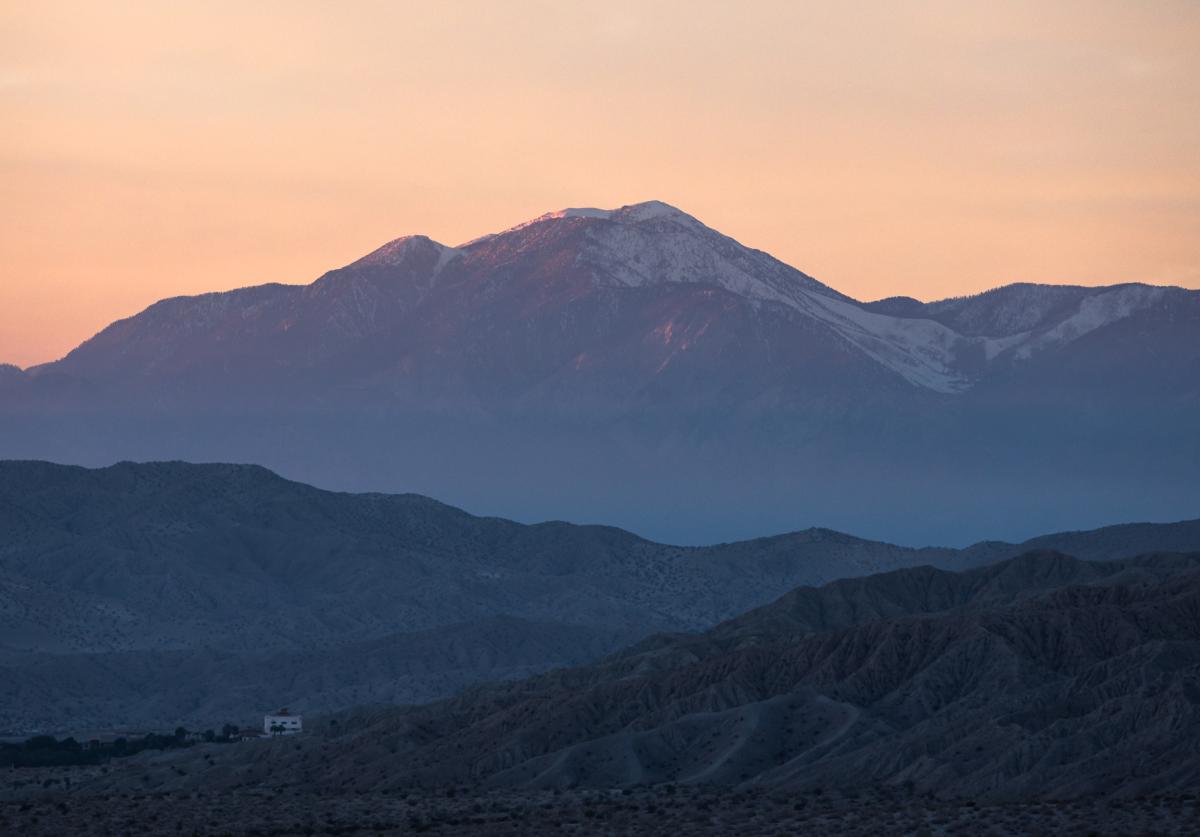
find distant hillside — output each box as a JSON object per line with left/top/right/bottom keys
{"left": 101, "top": 550, "right": 1200, "bottom": 802}
{"left": 1, "top": 460, "right": 1198, "bottom": 732}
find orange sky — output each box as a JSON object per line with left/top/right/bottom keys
{"left": 2, "top": 0, "right": 1198, "bottom": 368}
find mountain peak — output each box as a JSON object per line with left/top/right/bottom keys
{"left": 467, "top": 200, "right": 704, "bottom": 246}
{"left": 349, "top": 234, "right": 454, "bottom": 269}
{"left": 553, "top": 200, "right": 700, "bottom": 226}
{"left": 486, "top": 199, "right": 856, "bottom": 309}
{"left": 612, "top": 199, "right": 697, "bottom": 223}
{"left": 541, "top": 200, "right": 697, "bottom": 226}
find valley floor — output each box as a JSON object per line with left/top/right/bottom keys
{"left": 2, "top": 780, "right": 1198, "bottom": 836}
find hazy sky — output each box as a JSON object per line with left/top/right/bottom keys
{"left": 2, "top": 1, "right": 1198, "bottom": 368}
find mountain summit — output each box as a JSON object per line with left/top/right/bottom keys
{"left": 1, "top": 201, "right": 1196, "bottom": 544}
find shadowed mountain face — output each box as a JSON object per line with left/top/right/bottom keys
{"left": 105, "top": 551, "right": 1200, "bottom": 803}
{"left": 1, "top": 202, "right": 1197, "bottom": 545}
{"left": 1, "top": 460, "right": 1199, "bottom": 734}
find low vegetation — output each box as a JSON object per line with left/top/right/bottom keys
{"left": 2, "top": 782, "right": 1198, "bottom": 836}
{"left": 0, "top": 726, "right": 241, "bottom": 769}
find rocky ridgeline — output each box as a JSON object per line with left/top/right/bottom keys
{"left": 3, "top": 460, "right": 1198, "bottom": 733}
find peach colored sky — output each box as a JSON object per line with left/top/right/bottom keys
{"left": 2, "top": 1, "right": 1198, "bottom": 368}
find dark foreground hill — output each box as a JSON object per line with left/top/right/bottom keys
{"left": 2, "top": 460, "right": 1199, "bottom": 733}
{"left": 75, "top": 550, "right": 1200, "bottom": 803}
{"left": 5, "top": 783, "right": 1199, "bottom": 836}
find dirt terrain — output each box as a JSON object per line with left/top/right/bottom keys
{"left": 4, "top": 779, "right": 1199, "bottom": 836}
{"left": 6, "top": 460, "right": 1196, "bottom": 734}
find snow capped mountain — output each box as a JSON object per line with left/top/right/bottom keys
{"left": 470, "top": 199, "right": 848, "bottom": 303}
{"left": 8, "top": 200, "right": 1194, "bottom": 401}
{"left": 1, "top": 199, "right": 1196, "bottom": 546}
{"left": 376, "top": 200, "right": 978, "bottom": 392}
{"left": 438, "top": 201, "right": 1187, "bottom": 393}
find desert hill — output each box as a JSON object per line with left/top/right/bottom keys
{"left": 2, "top": 460, "right": 1198, "bottom": 732}
{"left": 74, "top": 550, "right": 1200, "bottom": 802}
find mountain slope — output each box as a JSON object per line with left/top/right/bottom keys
{"left": 86, "top": 551, "right": 1200, "bottom": 802}
{"left": 2, "top": 461, "right": 1199, "bottom": 732}
{"left": 17, "top": 202, "right": 1191, "bottom": 401}
{"left": 0, "top": 617, "right": 637, "bottom": 734}
{"left": 1, "top": 200, "right": 1196, "bottom": 546}
{"left": 0, "top": 460, "right": 939, "bottom": 661}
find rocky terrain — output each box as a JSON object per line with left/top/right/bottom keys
{"left": 3, "top": 460, "right": 1198, "bottom": 734}
{"left": 2, "top": 201, "right": 1196, "bottom": 545}
{"left": 4, "top": 781, "right": 1198, "bottom": 835}
{"left": 45, "top": 550, "right": 1200, "bottom": 804}
{"left": 7, "top": 549, "right": 1200, "bottom": 834}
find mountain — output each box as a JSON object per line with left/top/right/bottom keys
{"left": 2, "top": 460, "right": 1199, "bottom": 733}
{"left": 75, "top": 549, "right": 1200, "bottom": 803}
{"left": 0, "top": 617, "right": 636, "bottom": 735}
{"left": 1, "top": 201, "right": 1197, "bottom": 545}
{"left": 14, "top": 204, "right": 1190, "bottom": 399}
{"left": 0, "top": 458, "right": 927, "bottom": 733}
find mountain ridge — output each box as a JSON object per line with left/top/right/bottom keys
{"left": 8, "top": 200, "right": 1189, "bottom": 386}
{"left": 2, "top": 200, "right": 1196, "bottom": 547}
{"left": 3, "top": 459, "right": 1200, "bottom": 733}
{"left": 72, "top": 548, "right": 1200, "bottom": 802}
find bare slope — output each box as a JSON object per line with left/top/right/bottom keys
{"left": 78, "top": 551, "right": 1200, "bottom": 802}
{"left": 2, "top": 460, "right": 1199, "bottom": 732}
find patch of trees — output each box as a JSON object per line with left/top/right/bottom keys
{"left": 0, "top": 725, "right": 242, "bottom": 768}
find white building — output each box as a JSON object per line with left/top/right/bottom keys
{"left": 263, "top": 708, "right": 302, "bottom": 736}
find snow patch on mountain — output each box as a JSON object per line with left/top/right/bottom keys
{"left": 433, "top": 245, "right": 464, "bottom": 275}
{"left": 467, "top": 201, "right": 703, "bottom": 247}
{"left": 613, "top": 200, "right": 702, "bottom": 225}
{"left": 572, "top": 204, "right": 847, "bottom": 303}
{"left": 1012, "top": 284, "right": 1168, "bottom": 360}
{"left": 350, "top": 235, "right": 454, "bottom": 269}
{"left": 797, "top": 293, "right": 972, "bottom": 392}
{"left": 816, "top": 283, "right": 1168, "bottom": 387}
{"left": 553, "top": 201, "right": 700, "bottom": 226}
{"left": 554, "top": 207, "right": 614, "bottom": 221}
{"left": 926, "top": 284, "right": 1094, "bottom": 337}
{"left": 982, "top": 332, "right": 1028, "bottom": 361}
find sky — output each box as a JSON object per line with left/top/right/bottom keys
{"left": 2, "top": 0, "right": 1198, "bottom": 368}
